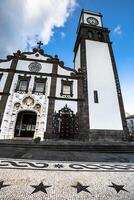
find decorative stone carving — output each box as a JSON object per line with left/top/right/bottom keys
{"left": 34, "top": 104, "right": 41, "bottom": 112}
{"left": 14, "top": 102, "right": 21, "bottom": 110}
{"left": 28, "top": 61, "right": 42, "bottom": 72}
{"left": 23, "top": 96, "right": 34, "bottom": 106}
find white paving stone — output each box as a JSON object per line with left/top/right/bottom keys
{"left": 0, "top": 158, "right": 133, "bottom": 199}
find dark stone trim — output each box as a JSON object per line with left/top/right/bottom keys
{"left": 32, "top": 77, "right": 47, "bottom": 94}
{"left": 48, "top": 96, "right": 83, "bottom": 101}
{"left": 0, "top": 69, "right": 79, "bottom": 80}
{"left": 0, "top": 92, "right": 10, "bottom": 95}
{"left": 15, "top": 75, "right": 31, "bottom": 93}
{"left": 22, "top": 48, "right": 53, "bottom": 58}
{"left": 126, "top": 115, "right": 134, "bottom": 119}
{"left": 77, "top": 70, "right": 84, "bottom": 135}
{"left": 74, "top": 24, "right": 110, "bottom": 54}
{"left": 0, "top": 57, "right": 13, "bottom": 63}
{"left": 0, "top": 49, "right": 52, "bottom": 63}
{"left": 89, "top": 129, "right": 125, "bottom": 142}
{"left": 60, "top": 79, "right": 73, "bottom": 97}
{"left": 46, "top": 63, "right": 58, "bottom": 138}
{"left": 77, "top": 9, "right": 103, "bottom": 34}
{"left": 81, "top": 9, "right": 103, "bottom": 17}
{"left": 108, "top": 42, "right": 129, "bottom": 140}
{"left": 0, "top": 49, "right": 77, "bottom": 73}
{"left": 78, "top": 39, "right": 90, "bottom": 135}
{"left": 0, "top": 58, "right": 18, "bottom": 125}
{"left": 0, "top": 73, "right": 3, "bottom": 80}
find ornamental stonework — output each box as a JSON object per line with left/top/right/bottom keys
{"left": 28, "top": 61, "right": 42, "bottom": 72}
{"left": 23, "top": 96, "right": 34, "bottom": 106}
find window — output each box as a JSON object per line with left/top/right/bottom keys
{"left": 61, "top": 79, "right": 73, "bottom": 97}
{"left": 15, "top": 75, "right": 31, "bottom": 92}
{"left": 94, "top": 90, "right": 99, "bottom": 103}
{"left": 35, "top": 82, "right": 45, "bottom": 92}
{"left": 33, "top": 77, "right": 47, "bottom": 94}
{"left": 19, "top": 80, "right": 28, "bottom": 91}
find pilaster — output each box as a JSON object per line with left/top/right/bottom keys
{"left": 77, "top": 39, "right": 89, "bottom": 139}
{"left": 45, "top": 62, "right": 58, "bottom": 139}
{"left": 0, "top": 58, "right": 18, "bottom": 126}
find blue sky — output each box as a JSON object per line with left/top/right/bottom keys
{"left": 0, "top": 0, "right": 133, "bottom": 114}
{"left": 45, "top": 0, "right": 134, "bottom": 115}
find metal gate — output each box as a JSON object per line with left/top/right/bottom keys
{"left": 53, "top": 105, "right": 78, "bottom": 139}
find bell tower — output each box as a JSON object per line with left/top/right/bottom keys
{"left": 74, "top": 10, "right": 128, "bottom": 141}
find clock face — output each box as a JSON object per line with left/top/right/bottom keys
{"left": 87, "top": 17, "right": 99, "bottom": 26}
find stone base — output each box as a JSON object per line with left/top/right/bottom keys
{"left": 89, "top": 129, "right": 126, "bottom": 142}
{"left": 44, "top": 129, "right": 127, "bottom": 143}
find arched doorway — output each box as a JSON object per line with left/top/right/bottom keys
{"left": 14, "top": 111, "right": 37, "bottom": 138}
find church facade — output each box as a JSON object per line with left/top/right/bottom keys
{"left": 0, "top": 10, "right": 128, "bottom": 141}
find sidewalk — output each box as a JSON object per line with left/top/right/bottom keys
{"left": 0, "top": 158, "right": 133, "bottom": 199}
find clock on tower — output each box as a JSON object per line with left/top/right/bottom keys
{"left": 74, "top": 10, "right": 128, "bottom": 141}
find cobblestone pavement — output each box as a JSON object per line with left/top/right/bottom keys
{"left": 0, "top": 158, "right": 133, "bottom": 199}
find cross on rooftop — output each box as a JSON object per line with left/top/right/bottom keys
{"left": 37, "top": 41, "right": 43, "bottom": 49}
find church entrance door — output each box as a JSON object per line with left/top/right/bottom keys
{"left": 14, "top": 111, "right": 37, "bottom": 138}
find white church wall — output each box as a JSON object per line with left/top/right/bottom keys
{"left": 16, "top": 60, "right": 53, "bottom": 74}
{"left": 56, "top": 78, "right": 77, "bottom": 99}
{"left": 74, "top": 45, "right": 81, "bottom": 71}
{"left": 57, "top": 65, "right": 73, "bottom": 76}
{"left": 85, "top": 40, "right": 123, "bottom": 130}
{"left": 0, "top": 60, "right": 12, "bottom": 69}
{"left": 0, "top": 72, "right": 8, "bottom": 92}
{"left": 54, "top": 100, "right": 77, "bottom": 114}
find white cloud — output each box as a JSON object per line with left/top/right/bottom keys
{"left": 113, "top": 25, "right": 122, "bottom": 35}
{"left": 0, "top": 0, "right": 77, "bottom": 58}
{"left": 61, "top": 32, "right": 66, "bottom": 39}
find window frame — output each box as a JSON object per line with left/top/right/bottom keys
{"left": 60, "top": 79, "right": 73, "bottom": 97}
{"left": 32, "top": 77, "right": 47, "bottom": 94}
{"left": 15, "top": 75, "right": 31, "bottom": 93}
{"left": 0, "top": 73, "right": 3, "bottom": 81}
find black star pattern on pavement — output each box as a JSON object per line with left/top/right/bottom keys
{"left": 71, "top": 182, "right": 93, "bottom": 195}
{"left": 31, "top": 182, "right": 51, "bottom": 194}
{"left": 108, "top": 182, "right": 129, "bottom": 193}
{"left": 54, "top": 164, "right": 64, "bottom": 168}
{"left": 0, "top": 181, "right": 10, "bottom": 190}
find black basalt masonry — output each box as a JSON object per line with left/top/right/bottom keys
{"left": 45, "top": 62, "right": 58, "bottom": 139}
{"left": 79, "top": 39, "right": 90, "bottom": 138}
{"left": 77, "top": 69, "right": 86, "bottom": 139}
{"left": 0, "top": 58, "right": 18, "bottom": 126}
{"left": 108, "top": 42, "right": 129, "bottom": 140}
